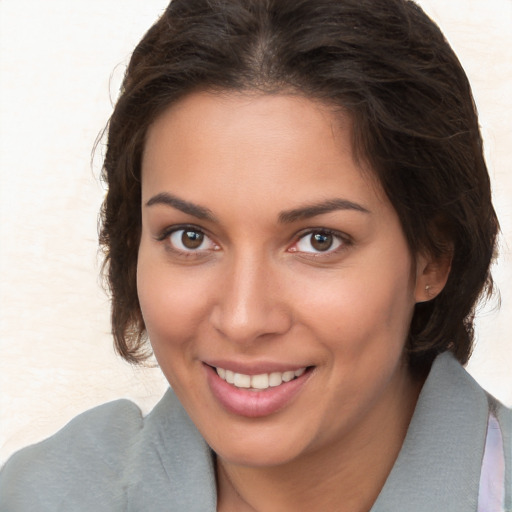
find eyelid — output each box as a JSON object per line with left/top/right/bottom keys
{"left": 156, "top": 224, "right": 219, "bottom": 254}
{"left": 157, "top": 223, "right": 206, "bottom": 241}
{"left": 289, "top": 228, "right": 351, "bottom": 255}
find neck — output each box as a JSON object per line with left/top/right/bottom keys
{"left": 216, "top": 365, "right": 424, "bottom": 512}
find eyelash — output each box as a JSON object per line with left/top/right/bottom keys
{"left": 156, "top": 225, "right": 351, "bottom": 258}
{"left": 156, "top": 225, "right": 218, "bottom": 256}
{"left": 289, "top": 228, "right": 351, "bottom": 257}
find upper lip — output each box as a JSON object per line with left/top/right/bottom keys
{"left": 203, "top": 359, "right": 310, "bottom": 375}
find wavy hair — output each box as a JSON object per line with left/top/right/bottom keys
{"left": 99, "top": 0, "right": 498, "bottom": 369}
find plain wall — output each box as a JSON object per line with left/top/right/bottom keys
{"left": 1, "top": 0, "right": 511, "bottom": 464}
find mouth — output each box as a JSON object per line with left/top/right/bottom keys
{"left": 214, "top": 366, "right": 307, "bottom": 391}
{"left": 204, "top": 363, "right": 313, "bottom": 417}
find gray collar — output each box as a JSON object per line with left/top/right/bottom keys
{"left": 142, "top": 353, "right": 491, "bottom": 511}
{"left": 371, "top": 352, "right": 489, "bottom": 511}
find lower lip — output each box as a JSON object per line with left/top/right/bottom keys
{"left": 204, "top": 365, "right": 312, "bottom": 418}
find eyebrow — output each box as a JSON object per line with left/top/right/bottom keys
{"left": 278, "top": 198, "right": 370, "bottom": 223}
{"left": 145, "top": 192, "right": 217, "bottom": 222}
{"left": 145, "top": 192, "right": 369, "bottom": 224}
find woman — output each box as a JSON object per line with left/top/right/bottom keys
{"left": 1, "top": 0, "right": 510, "bottom": 510}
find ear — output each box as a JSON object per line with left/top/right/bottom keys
{"left": 414, "top": 250, "right": 452, "bottom": 303}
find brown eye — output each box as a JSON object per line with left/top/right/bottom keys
{"left": 311, "top": 232, "right": 333, "bottom": 251}
{"left": 182, "top": 230, "right": 204, "bottom": 249}
{"left": 168, "top": 228, "right": 216, "bottom": 252}
{"left": 294, "top": 230, "right": 344, "bottom": 254}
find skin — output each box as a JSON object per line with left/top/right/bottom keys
{"left": 137, "top": 92, "right": 449, "bottom": 511}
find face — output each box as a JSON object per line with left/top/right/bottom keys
{"left": 138, "top": 92, "right": 429, "bottom": 468}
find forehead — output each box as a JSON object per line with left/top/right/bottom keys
{"left": 141, "top": 91, "right": 385, "bottom": 215}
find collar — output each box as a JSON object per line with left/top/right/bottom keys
{"left": 371, "top": 352, "right": 489, "bottom": 511}
{"left": 137, "top": 353, "right": 490, "bottom": 511}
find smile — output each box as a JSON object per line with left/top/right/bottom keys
{"left": 215, "top": 367, "right": 307, "bottom": 390}
{"left": 206, "top": 364, "right": 313, "bottom": 417}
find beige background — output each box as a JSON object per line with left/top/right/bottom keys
{"left": 1, "top": 0, "right": 511, "bottom": 464}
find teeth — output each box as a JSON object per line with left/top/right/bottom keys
{"left": 269, "top": 372, "right": 283, "bottom": 387}
{"left": 282, "top": 371, "right": 295, "bottom": 382}
{"left": 215, "top": 367, "right": 307, "bottom": 390}
{"left": 233, "top": 373, "right": 251, "bottom": 388}
{"left": 251, "top": 373, "right": 269, "bottom": 390}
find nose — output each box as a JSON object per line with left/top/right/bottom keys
{"left": 209, "top": 253, "right": 292, "bottom": 345}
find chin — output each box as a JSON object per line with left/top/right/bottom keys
{"left": 204, "top": 417, "right": 320, "bottom": 469}
{"left": 215, "top": 441, "right": 306, "bottom": 468}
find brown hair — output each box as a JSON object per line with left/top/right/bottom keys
{"left": 99, "top": 0, "right": 498, "bottom": 369}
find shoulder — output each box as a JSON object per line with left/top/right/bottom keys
{"left": 0, "top": 398, "right": 144, "bottom": 510}
{"left": 373, "top": 352, "right": 512, "bottom": 511}
{"left": 487, "top": 390, "right": 512, "bottom": 428}
{"left": 0, "top": 390, "right": 217, "bottom": 512}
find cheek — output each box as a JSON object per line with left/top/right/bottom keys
{"left": 136, "top": 251, "right": 210, "bottom": 350}
{"left": 136, "top": 256, "right": 212, "bottom": 398}
{"left": 295, "top": 252, "right": 415, "bottom": 355}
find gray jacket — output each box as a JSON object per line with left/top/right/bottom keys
{"left": 1, "top": 353, "right": 510, "bottom": 511}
